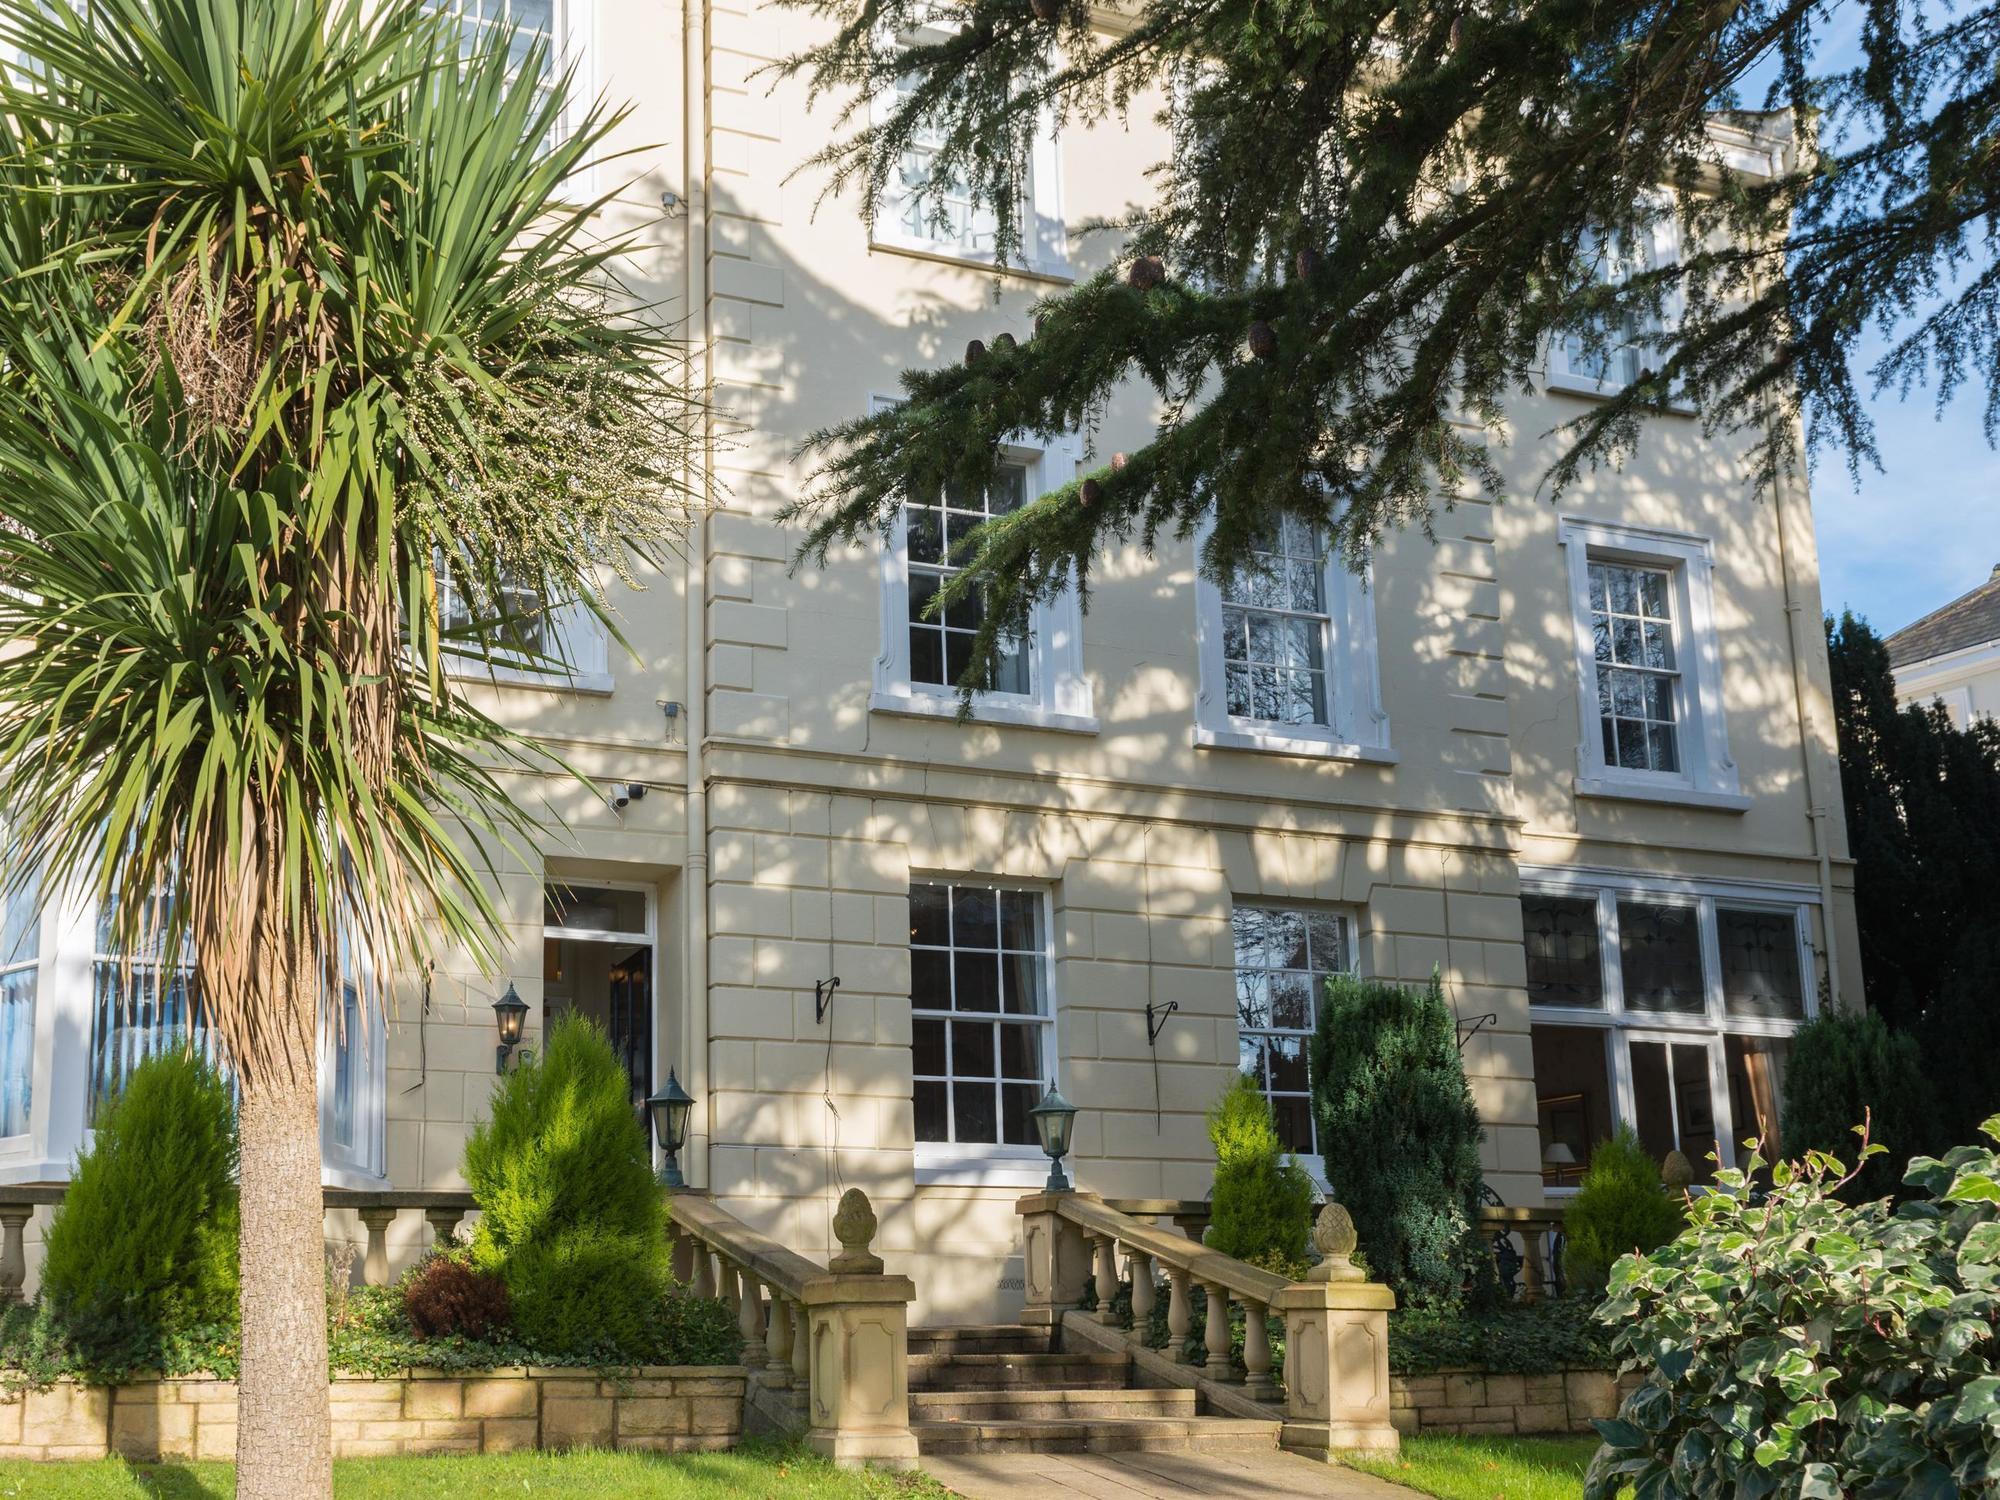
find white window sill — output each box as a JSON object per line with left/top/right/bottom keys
{"left": 1544, "top": 370, "right": 1697, "bottom": 417}
{"left": 870, "top": 688, "right": 1099, "bottom": 736}
{"left": 914, "top": 1148, "right": 1052, "bottom": 1188}
{"left": 868, "top": 233, "right": 1076, "bottom": 286}
{"left": 322, "top": 1164, "right": 393, "bottom": 1192}
{"left": 1574, "top": 775, "right": 1751, "bottom": 813}
{"left": 1195, "top": 724, "right": 1397, "bottom": 764}
{"left": 446, "top": 663, "right": 614, "bottom": 697}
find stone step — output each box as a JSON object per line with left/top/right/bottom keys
{"left": 911, "top": 1414, "right": 1284, "bottom": 1456}
{"left": 912, "top": 1388, "right": 1197, "bottom": 1423}
{"left": 908, "top": 1352, "right": 1132, "bottom": 1392}
{"left": 907, "top": 1324, "right": 1054, "bottom": 1358}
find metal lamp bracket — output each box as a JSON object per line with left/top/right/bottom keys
{"left": 1145, "top": 1000, "right": 1179, "bottom": 1046}
{"left": 814, "top": 976, "right": 842, "bottom": 1026}
{"left": 1455, "top": 1011, "right": 1499, "bottom": 1051}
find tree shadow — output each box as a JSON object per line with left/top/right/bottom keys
{"left": 118, "top": 1460, "right": 230, "bottom": 1499}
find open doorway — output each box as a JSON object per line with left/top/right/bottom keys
{"left": 542, "top": 881, "right": 655, "bottom": 1127}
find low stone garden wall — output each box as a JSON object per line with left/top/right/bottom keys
{"left": 1390, "top": 1366, "right": 1640, "bottom": 1437}
{"left": 0, "top": 1367, "right": 749, "bottom": 1461}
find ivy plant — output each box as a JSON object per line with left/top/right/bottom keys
{"left": 1586, "top": 1118, "right": 2000, "bottom": 1499}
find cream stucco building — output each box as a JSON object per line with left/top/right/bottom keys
{"left": 0, "top": 0, "right": 1862, "bottom": 1325}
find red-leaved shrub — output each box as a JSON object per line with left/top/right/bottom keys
{"left": 402, "top": 1253, "right": 513, "bottom": 1341}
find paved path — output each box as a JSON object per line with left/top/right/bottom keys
{"left": 921, "top": 1448, "right": 1414, "bottom": 1499}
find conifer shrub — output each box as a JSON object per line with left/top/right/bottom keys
{"left": 1310, "top": 970, "right": 1491, "bottom": 1309}
{"left": 40, "top": 1051, "right": 239, "bottom": 1344}
{"left": 401, "top": 1249, "right": 512, "bottom": 1341}
{"left": 1561, "top": 1126, "right": 1682, "bottom": 1291}
{"left": 1781, "top": 1008, "right": 1930, "bottom": 1200}
{"left": 463, "top": 1014, "right": 668, "bottom": 1354}
{"left": 1205, "top": 1073, "right": 1314, "bottom": 1277}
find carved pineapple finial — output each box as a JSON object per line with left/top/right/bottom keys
{"left": 1661, "top": 1150, "right": 1696, "bottom": 1194}
{"left": 829, "top": 1188, "right": 883, "bottom": 1274}
{"left": 1308, "top": 1201, "right": 1364, "bottom": 1283}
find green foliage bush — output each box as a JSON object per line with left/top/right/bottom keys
{"left": 401, "top": 1249, "right": 511, "bottom": 1341}
{"left": 1587, "top": 1122, "right": 2000, "bottom": 1499}
{"left": 463, "top": 1014, "right": 669, "bottom": 1354}
{"left": 40, "top": 1052, "right": 239, "bottom": 1346}
{"left": 1560, "top": 1127, "right": 1682, "bottom": 1291}
{"left": 1390, "top": 1296, "right": 1611, "bottom": 1375}
{"left": 1780, "top": 1008, "right": 1931, "bottom": 1200}
{"left": 1310, "top": 970, "right": 1491, "bottom": 1309}
{"left": 1205, "top": 1073, "right": 1314, "bottom": 1278}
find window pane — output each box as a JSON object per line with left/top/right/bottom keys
{"left": 951, "top": 1020, "right": 997, "bottom": 1079}
{"left": 952, "top": 888, "right": 998, "bottom": 949}
{"left": 910, "top": 949, "right": 950, "bottom": 1010}
{"left": 1717, "top": 909, "right": 1803, "bottom": 1019}
{"left": 998, "top": 890, "right": 1041, "bottom": 951}
{"left": 1590, "top": 561, "right": 1682, "bottom": 776}
{"left": 1219, "top": 519, "right": 1333, "bottom": 729}
{"left": 953, "top": 952, "right": 1000, "bottom": 1013}
{"left": 913, "top": 1018, "right": 947, "bottom": 1076}
{"left": 910, "top": 884, "right": 949, "bottom": 948}
{"left": 1629, "top": 1039, "right": 1718, "bottom": 1184}
{"left": 0, "top": 965, "right": 33, "bottom": 1138}
{"left": 1530, "top": 1025, "right": 1615, "bottom": 1187}
{"left": 544, "top": 884, "right": 647, "bottom": 936}
{"left": 952, "top": 1082, "right": 998, "bottom": 1144}
{"left": 1271, "top": 1096, "right": 1313, "bottom": 1156}
{"left": 1522, "top": 895, "right": 1603, "bottom": 1008}
{"left": 915, "top": 1080, "right": 948, "bottom": 1142}
{"left": 1726, "top": 1035, "right": 1790, "bottom": 1161}
{"left": 1618, "top": 901, "right": 1705, "bottom": 1014}
{"left": 1231, "top": 903, "right": 1346, "bottom": 1157}
{"left": 1002, "top": 1082, "right": 1040, "bottom": 1146}
{"left": 999, "top": 1021, "right": 1042, "bottom": 1081}
{"left": 1000, "top": 952, "right": 1043, "bottom": 1015}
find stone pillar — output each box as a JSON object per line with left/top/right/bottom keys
{"left": 356, "top": 1206, "right": 397, "bottom": 1288}
{"left": 0, "top": 1204, "right": 32, "bottom": 1304}
{"left": 1014, "top": 1190, "right": 1097, "bottom": 1328}
{"left": 802, "top": 1190, "right": 918, "bottom": 1469}
{"left": 1273, "top": 1204, "right": 1400, "bottom": 1458}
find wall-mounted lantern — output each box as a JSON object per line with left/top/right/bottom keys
{"left": 647, "top": 1069, "right": 696, "bottom": 1190}
{"left": 492, "top": 983, "right": 530, "bottom": 1076}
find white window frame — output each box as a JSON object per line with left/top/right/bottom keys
{"left": 320, "top": 969, "right": 388, "bottom": 1189}
{"left": 1523, "top": 866, "right": 1820, "bottom": 1192}
{"left": 0, "top": 869, "right": 391, "bottom": 1187}
{"left": 1227, "top": 903, "right": 1355, "bottom": 1186}
{"left": 435, "top": 562, "right": 614, "bottom": 696}
{"left": 1546, "top": 197, "right": 1690, "bottom": 407}
{"left": 870, "top": 398, "right": 1096, "bottom": 734}
{"left": 909, "top": 879, "right": 1061, "bottom": 1188}
{"left": 1192, "top": 511, "right": 1392, "bottom": 761}
{"left": 423, "top": 0, "right": 593, "bottom": 163}
{"left": 868, "top": 25, "right": 1071, "bottom": 280}
{"left": 1558, "top": 517, "right": 1745, "bottom": 810}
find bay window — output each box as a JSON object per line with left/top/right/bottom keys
{"left": 1523, "top": 873, "right": 1816, "bottom": 1190}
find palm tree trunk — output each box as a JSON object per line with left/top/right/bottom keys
{"left": 233, "top": 957, "right": 332, "bottom": 1500}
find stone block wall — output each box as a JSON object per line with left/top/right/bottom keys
{"left": 0, "top": 1367, "right": 747, "bottom": 1461}
{"left": 1389, "top": 1366, "right": 1639, "bottom": 1437}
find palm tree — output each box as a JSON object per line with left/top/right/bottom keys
{"left": 0, "top": 1, "right": 700, "bottom": 1493}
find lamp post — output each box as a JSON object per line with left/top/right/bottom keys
{"left": 647, "top": 1069, "right": 696, "bottom": 1190}
{"left": 492, "top": 983, "right": 529, "bottom": 1075}
{"left": 1029, "top": 1081, "right": 1079, "bottom": 1192}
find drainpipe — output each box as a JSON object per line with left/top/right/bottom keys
{"left": 680, "top": 0, "right": 713, "bottom": 1186}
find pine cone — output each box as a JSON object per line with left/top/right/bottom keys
{"left": 1128, "top": 256, "right": 1166, "bottom": 291}
{"left": 966, "top": 338, "right": 987, "bottom": 364}
{"left": 1080, "top": 477, "right": 1103, "bottom": 507}
{"left": 1450, "top": 15, "right": 1465, "bottom": 48}
{"left": 1294, "top": 248, "right": 1321, "bottom": 282}
{"left": 1247, "top": 320, "right": 1278, "bottom": 360}
{"left": 993, "top": 331, "right": 1017, "bottom": 353}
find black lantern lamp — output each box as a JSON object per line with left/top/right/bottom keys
{"left": 1029, "top": 1080, "right": 1079, "bottom": 1192}
{"left": 492, "top": 983, "right": 530, "bottom": 1075}
{"left": 647, "top": 1069, "right": 696, "bottom": 1190}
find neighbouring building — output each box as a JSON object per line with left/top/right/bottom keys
{"left": 1887, "top": 564, "right": 2000, "bottom": 725}
{"left": 0, "top": 1, "right": 1862, "bottom": 1325}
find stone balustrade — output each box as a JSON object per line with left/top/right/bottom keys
{"left": 1476, "top": 1204, "right": 1568, "bottom": 1302}
{"left": 1018, "top": 1190, "right": 1399, "bottom": 1460}
{"left": 665, "top": 1186, "right": 917, "bottom": 1470}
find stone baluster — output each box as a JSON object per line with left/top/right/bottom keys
{"left": 720, "top": 1258, "right": 743, "bottom": 1321}
{"left": 1203, "top": 1282, "right": 1235, "bottom": 1379}
{"left": 690, "top": 1240, "right": 717, "bottom": 1298}
{"left": 1166, "top": 1266, "right": 1194, "bottom": 1363}
{"left": 1091, "top": 1233, "right": 1120, "bottom": 1325}
{"left": 1128, "top": 1250, "right": 1156, "bottom": 1334}
{"left": 1520, "top": 1227, "right": 1549, "bottom": 1303}
{"left": 738, "top": 1271, "right": 769, "bottom": 1368}
{"left": 423, "top": 1205, "right": 465, "bottom": 1250}
{"left": 0, "top": 1204, "right": 31, "bottom": 1305}
{"left": 765, "top": 1295, "right": 794, "bottom": 1388}
{"left": 356, "top": 1205, "right": 397, "bottom": 1288}
{"left": 1241, "top": 1299, "right": 1276, "bottom": 1399}
{"left": 790, "top": 1299, "right": 811, "bottom": 1389}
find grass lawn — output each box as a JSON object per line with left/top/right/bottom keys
{"left": 0, "top": 1441, "right": 953, "bottom": 1499}
{"left": 1347, "top": 1433, "right": 1603, "bottom": 1500}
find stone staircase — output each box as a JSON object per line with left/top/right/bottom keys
{"left": 907, "top": 1325, "right": 1284, "bottom": 1456}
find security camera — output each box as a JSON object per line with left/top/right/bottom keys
{"left": 613, "top": 782, "right": 648, "bottom": 811}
